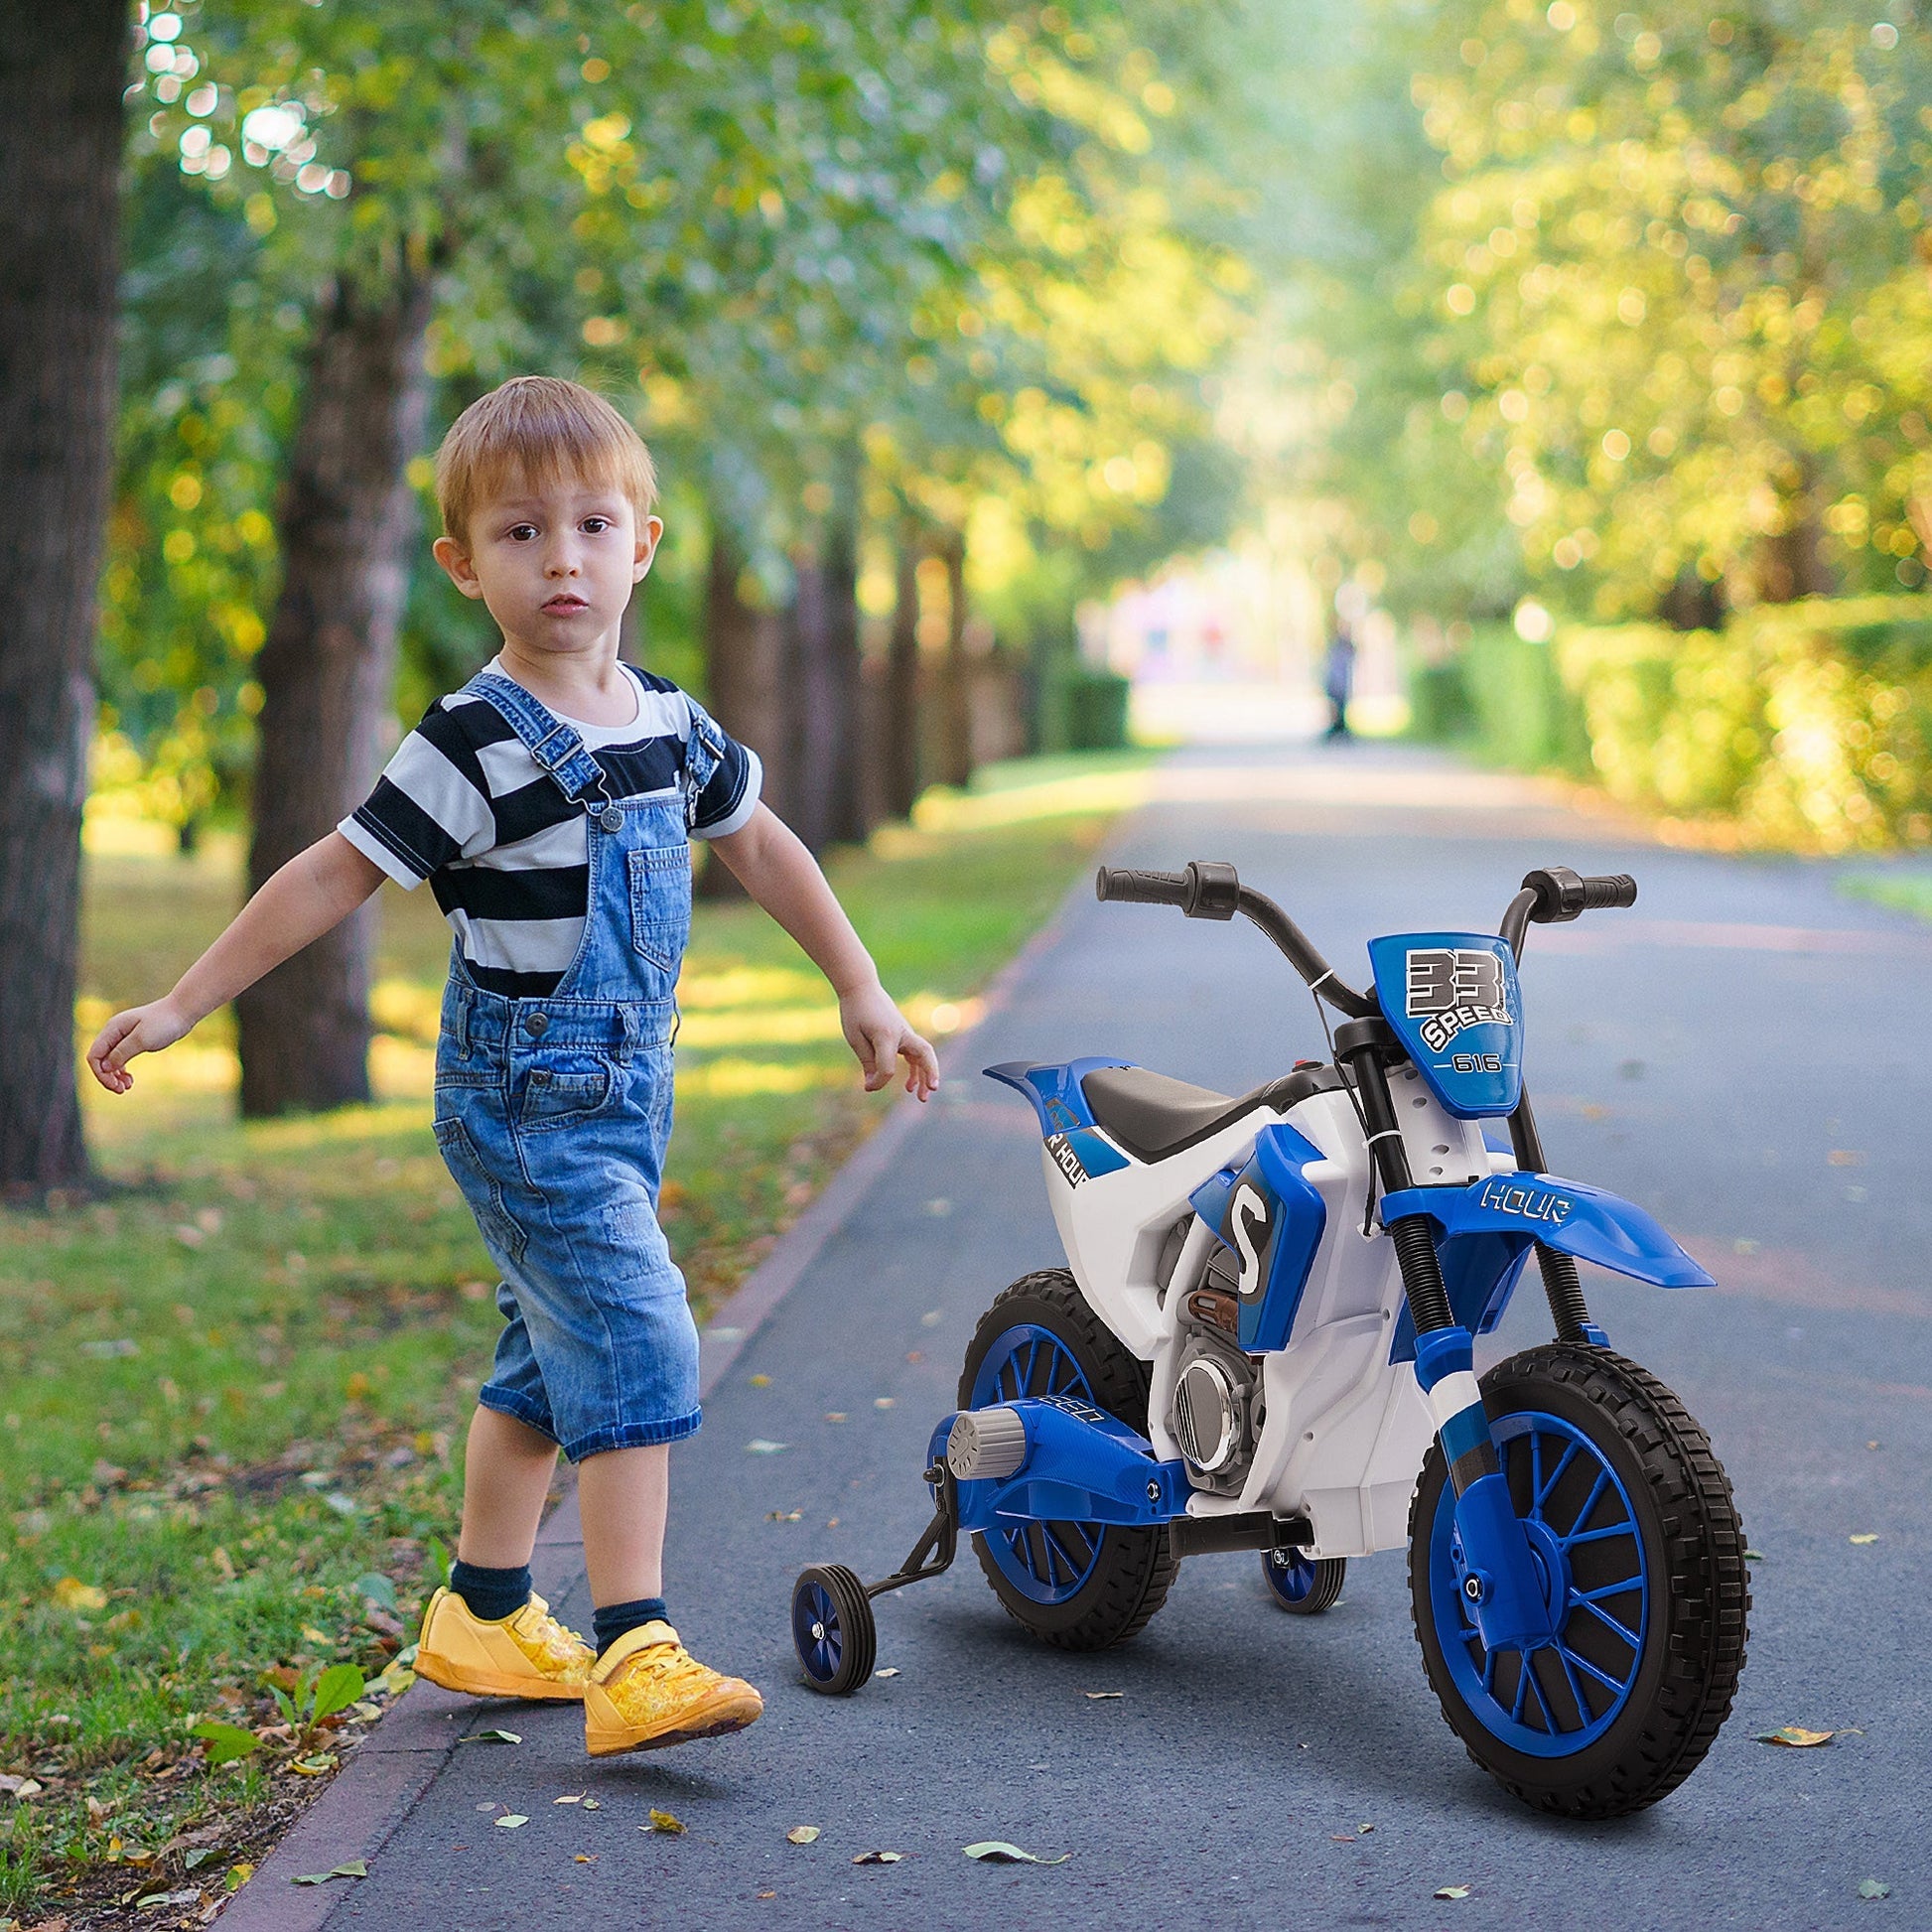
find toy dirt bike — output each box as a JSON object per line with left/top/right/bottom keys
{"left": 791, "top": 861, "right": 1749, "bottom": 1818}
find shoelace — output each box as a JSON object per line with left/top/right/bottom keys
{"left": 511, "top": 1604, "right": 591, "bottom": 1672}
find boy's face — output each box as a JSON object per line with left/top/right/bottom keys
{"left": 433, "top": 477, "right": 662, "bottom": 661}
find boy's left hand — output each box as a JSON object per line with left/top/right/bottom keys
{"left": 839, "top": 982, "right": 939, "bottom": 1100}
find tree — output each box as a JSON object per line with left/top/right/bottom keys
{"left": 0, "top": 0, "right": 129, "bottom": 1191}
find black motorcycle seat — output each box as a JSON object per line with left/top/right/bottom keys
{"left": 1079, "top": 1062, "right": 1341, "bottom": 1166}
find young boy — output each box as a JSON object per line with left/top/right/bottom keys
{"left": 87, "top": 376, "right": 939, "bottom": 1756}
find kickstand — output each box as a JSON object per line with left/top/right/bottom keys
{"left": 863, "top": 1465, "right": 960, "bottom": 1601}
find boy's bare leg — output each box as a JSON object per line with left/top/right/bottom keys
{"left": 576, "top": 1444, "right": 669, "bottom": 1606}
{"left": 456, "top": 1406, "right": 559, "bottom": 1569}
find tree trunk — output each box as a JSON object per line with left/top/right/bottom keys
{"left": 883, "top": 525, "right": 922, "bottom": 819}
{"left": 697, "top": 521, "right": 787, "bottom": 900}
{"left": 785, "top": 485, "right": 865, "bottom": 854}
{"left": 0, "top": 0, "right": 127, "bottom": 1193}
{"left": 1756, "top": 457, "right": 1836, "bottom": 605}
{"left": 937, "top": 530, "right": 974, "bottom": 789}
{"left": 236, "top": 265, "right": 435, "bottom": 1116}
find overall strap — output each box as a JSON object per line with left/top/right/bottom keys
{"left": 464, "top": 669, "right": 616, "bottom": 819}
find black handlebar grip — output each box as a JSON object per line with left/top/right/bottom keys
{"left": 1581, "top": 873, "right": 1638, "bottom": 910}
{"left": 1095, "top": 866, "right": 1189, "bottom": 907}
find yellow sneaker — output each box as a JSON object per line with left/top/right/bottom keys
{"left": 583, "top": 1620, "right": 763, "bottom": 1756}
{"left": 413, "top": 1587, "right": 595, "bottom": 1701}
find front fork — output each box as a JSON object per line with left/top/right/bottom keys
{"left": 1340, "top": 1021, "right": 1565, "bottom": 1651}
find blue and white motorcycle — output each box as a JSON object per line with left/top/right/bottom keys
{"left": 791, "top": 862, "right": 1748, "bottom": 1818}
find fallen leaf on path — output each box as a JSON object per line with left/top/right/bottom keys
{"left": 1358, "top": 1824, "right": 1376, "bottom": 1834}
{"left": 1850, "top": 1533, "right": 1880, "bottom": 1545}
{"left": 1859, "top": 1879, "right": 1891, "bottom": 1900}
{"left": 873, "top": 1398, "right": 896, "bottom": 1410}
{"left": 1756, "top": 1726, "right": 1834, "bottom": 1747}
{"left": 758, "top": 1890, "right": 776, "bottom": 1899}
{"left": 494, "top": 1815, "right": 528, "bottom": 1831}
{"left": 459, "top": 1729, "right": 522, "bottom": 1744}
{"left": 1331, "top": 1835, "right": 1359, "bottom": 1844}
{"left": 1828, "top": 1150, "right": 1866, "bottom": 1167}
{"left": 746, "top": 1440, "right": 789, "bottom": 1454}
{"left": 292, "top": 1862, "right": 368, "bottom": 1885}
{"left": 1082, "top": 1691, "right": 1122, "bottom": 1700}
{"left": 582, "top": 1798, "right": 602, "bottom": 1810}
{"left": 1867, "top": 1441, "right": 1881, "bottom": 1450}
{"left": 765, "top": 1509, "right": 803, "bottom": 1522}
{"left": 852, "top": 1850, "right": 903, "bottom": 1864}
{"left": 647, "top": 1809, "right": 685, "bottom": 1835}
{"left": 905, "top": 1350, "right": 924, "bottom": 1363}
{"left": 1744, "top": 1549, "right": 1766, "bottom": 1562}
{"left": 575, "top": 1855, "right": 597, "bottom": 1864}
{"left": 290, "top": 1753, "right": 339, "bottom": 1775}
{"left": 874, "top": 1668, "right": 899, "bottom": 1679}
{"left": 1435, "top": 1884, "right": 1472, "bottom": 1900}
{"left": 554, "top": 1794, "right": 584, "bottom": 1805}
{"left": 964, "top": 1842, "right": 1070, "bottom": 1865}
{"left": 750, "top": 1374, "right": 771, "bottom": 1387}
{"left": 824, "top": 1413, "right": 848, "bottom": 1423}
{"left": 921, "top": 1310, "right": 942, "bottom": 1326}
{"left": 785, "top": 1826, "right": 821, "bottom": 1845}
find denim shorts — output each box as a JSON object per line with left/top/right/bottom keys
{"left": 432, "top": 980, "right": 701, "bottom": 1461}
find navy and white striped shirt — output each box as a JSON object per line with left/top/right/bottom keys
{"left": 339, "top": 661, "right": 759, "bottom": 998}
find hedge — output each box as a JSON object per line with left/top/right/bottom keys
{"left": 1410, "top": 597, "right": 1932, "bottom": 852}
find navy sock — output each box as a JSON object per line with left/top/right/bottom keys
{"left": 450, "top": 1560, "right": 532, "bottom": 1623}
{"left": 594, "top": 1596, "right": 669, "bottom": 1655}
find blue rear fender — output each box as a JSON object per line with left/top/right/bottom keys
{"left": 984, "top": 1058, "right": 1134, "bottom": 1179}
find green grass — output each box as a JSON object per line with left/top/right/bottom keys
{"left": 1838, "top": 868, "right": 1932, "bottom": 923}
{"left": 0, "top": 749, "right": 1151, "bottom": 1925}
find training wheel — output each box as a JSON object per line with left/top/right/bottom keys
{"left": 791, "top": 1563, "right": 877, "bottom": 1695}
{"left": 1263, "top": 1548, "right": 1346, "bottom": 1615}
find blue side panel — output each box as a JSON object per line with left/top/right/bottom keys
{"left": 984, "top": 1057, "right": 1133, "bottom": 1178}
{"left": 1201, "top": 1123, "right": 1328, "bottom": 1353}
{"left": 1368, "top": 931, "right": 1524, "bottom": 1119}
{"left": 1382, "top": 1173, "right": 1716, "bottom": 1289}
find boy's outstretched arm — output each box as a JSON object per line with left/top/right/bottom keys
{"left": 86, "top": 832, "right": 386, "bottom": 1093}
{"left": 709, "top": 805, "right": 939, "bottom": 1100}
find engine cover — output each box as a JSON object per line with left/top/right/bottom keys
{"left": 1169, "top": 1273, "right": 1261, "bottom": 1497}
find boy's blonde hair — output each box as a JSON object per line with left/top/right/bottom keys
{"left": 435, "top": 376, "right": 658, "bottom": 545}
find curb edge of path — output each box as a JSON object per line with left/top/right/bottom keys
{"left": 215, "top": 837, "right": 1113, "bottom": 1931}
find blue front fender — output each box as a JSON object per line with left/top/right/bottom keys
{"left": 1381, "top": 1172, "right": 1715, "bottom": 1290}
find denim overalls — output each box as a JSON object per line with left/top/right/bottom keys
{"left": 430, "top": 669, "right": 721, "bottom": 1461}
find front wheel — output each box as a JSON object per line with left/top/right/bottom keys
{"left": 1409, "top": 1343, "right": 1748, "bottom": 1820}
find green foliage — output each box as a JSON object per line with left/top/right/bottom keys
{"left": 1413, "top": 597, "right": 1932, "bottom": 850}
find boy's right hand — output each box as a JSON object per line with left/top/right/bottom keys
{"left": 87, "top": 998, "right": 192, "bottom": 1094}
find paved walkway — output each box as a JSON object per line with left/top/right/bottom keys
{"left": 314, "top": 741, "right": 1930, "bottom": 1929}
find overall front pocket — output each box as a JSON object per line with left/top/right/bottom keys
{"left": 627, "top": 843, "right": 693, "bottom": 972}
{"left": 515, "top": 1056, "right": 617, "bottom": 1134}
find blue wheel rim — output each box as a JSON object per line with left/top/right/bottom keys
{"left": 1428, "top": 1409, "right": 1650, "bottom": 1758}
{"left": 792, "top": 1578, "right": 843, "bottom": 1683}
{"left": 969, "top": 1322, "right": 1106, "bottom": 1605}
{"left": 1266, "top": 1549, "right": 1318, "bottom": 1602}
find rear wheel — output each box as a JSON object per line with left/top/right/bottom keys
{"left": 1409, "top": 1343, "right": 1748, "bottom": 1819}
{"left": 958, "top": 1269, "right": 1177, "bottom": 1651}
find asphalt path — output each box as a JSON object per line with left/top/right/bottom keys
{"left": 328, "top": 741, "right": 1932, "bottom": 1931}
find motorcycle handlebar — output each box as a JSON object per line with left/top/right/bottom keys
{"left": 1503, "top": 866, "right": 1639, "bottom": 956}
{"left": 1094, "top": 866, "right": 1192, "bottom": 910}
{"left": 1094, "top": 863, "right": 1379, "bottom": 1018}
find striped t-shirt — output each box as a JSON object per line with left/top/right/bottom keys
{"left": 339, "top": 661, "right": 760, "bottom": 998}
